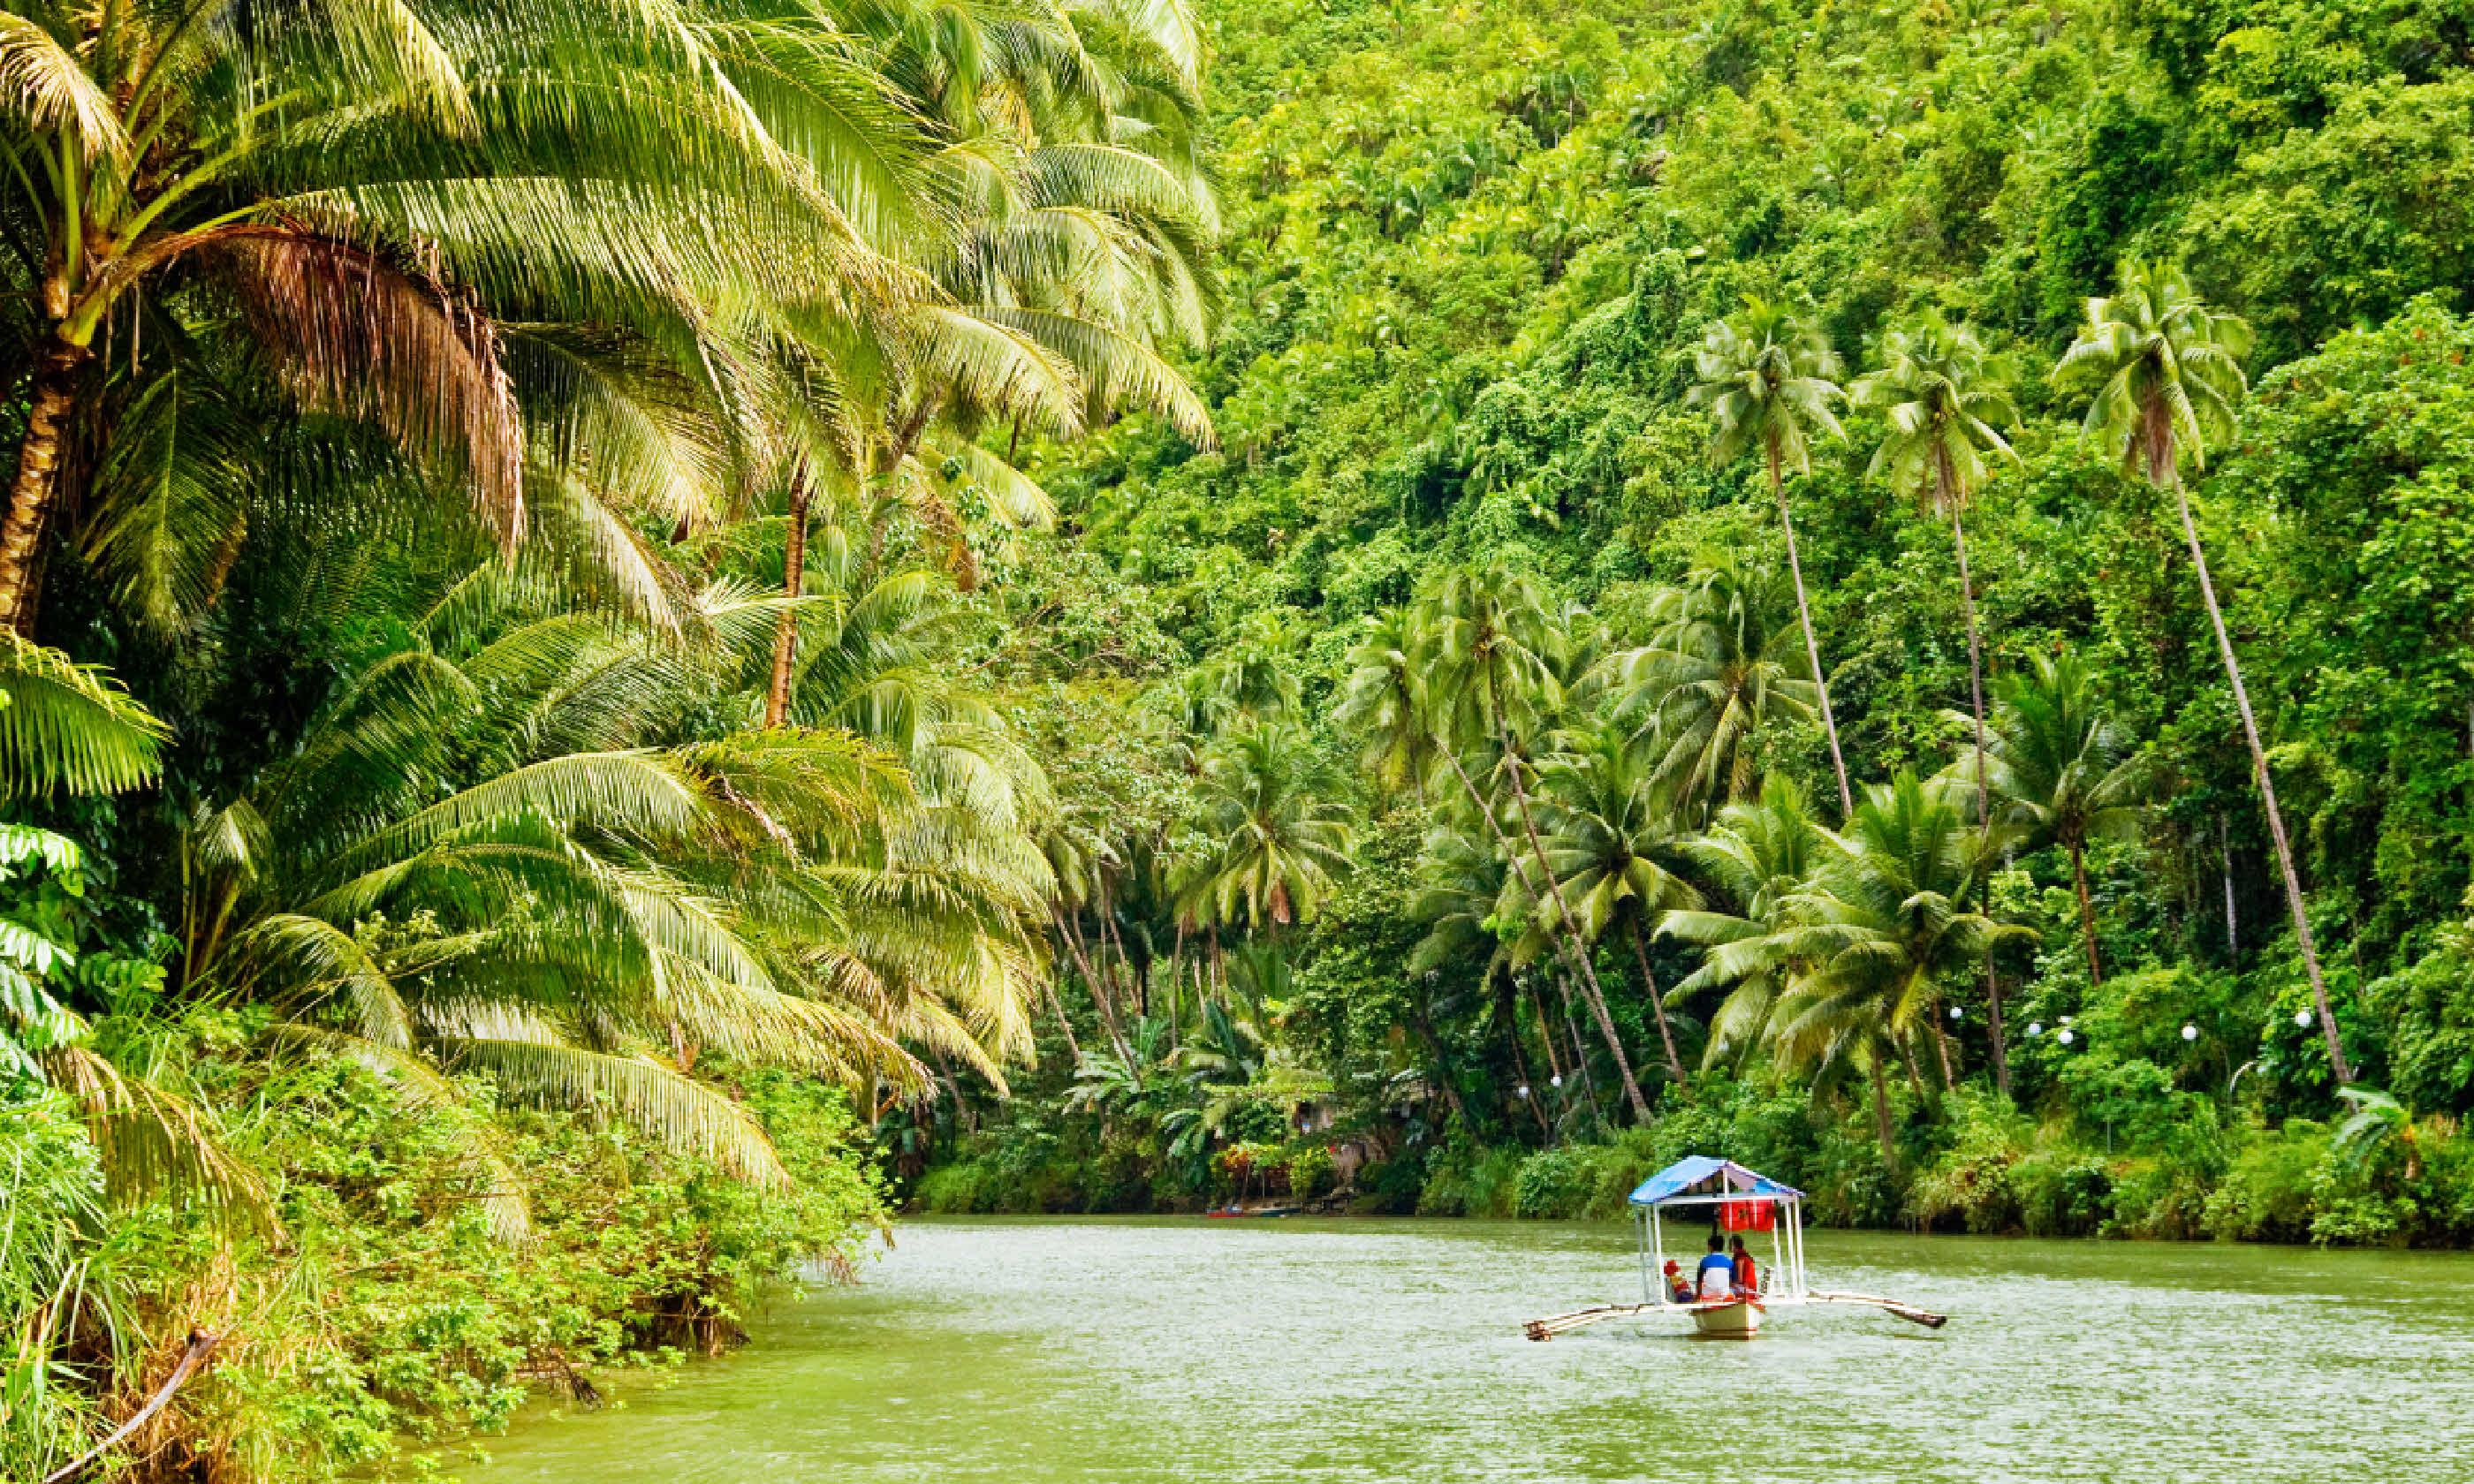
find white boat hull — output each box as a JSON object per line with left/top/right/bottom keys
{"left": 1689, "top": 1299, "right": 1762, "bottom": 1338}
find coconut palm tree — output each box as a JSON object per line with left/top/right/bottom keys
{"left": 2054, "top": 259, "right": 2351, "bottom": 1083}
{"left": 1419, "top": 563, "right": 1651, "bottom": 1121}
{"left": 0, "top": 0, "right": 945, "bottom": 634}
{"left": 1175, "top": 720, "right": 1356, "bottom": 937}
{"left": 1661, "top": 775, "right": 1825, "bottom": 1068}
{"left": 1597, "top": 553, "right": 1818, "bottom": 826}
{"left": 1687, "top": 299, "right": 1854, "bottom": 818}
{"left": 1763, "top": 775, "right": 2028, "bottom": 1160}
{"left": 1851, "top": 312, "right": 2021, "bottom": 829}
{"left": 1940, "top": 652, "right": 2149, "bottom": 988}
{"left": 1535, "top": 722, "right": 1701, "bottom": 1082}
{"left": 163, "top": 572, "right": 1051, "bottom": 1237}
{"left": 1333, "top": 609, "right": 1434, "bottom": 800}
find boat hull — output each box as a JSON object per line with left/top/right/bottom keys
{"left": 1689, "top": 1300, "right": 1762, "bottom": 1338}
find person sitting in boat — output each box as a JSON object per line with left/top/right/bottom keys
{"left": 1663, "top": 1259, "right": 1693, "bottom": 1305}
{"left": 1696, "top": 1235, "right": 1735, "bottom": 1301}
{"left": 1728, "top": 1235, "right": 1759, "bottom": 1298}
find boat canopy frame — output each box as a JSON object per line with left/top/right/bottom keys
{"left": 1628, "top": 1156, "right": 1808, "bottom": 1308}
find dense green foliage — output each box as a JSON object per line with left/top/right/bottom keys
{"left": 17, "top": 0, "right": 2474, "bottom": 1472}
{"left": 0, "top": 0, "right": 1215, "bottom": 1473}
{"left": 919, "top": 0, "right": 2474, "bottom": 1254}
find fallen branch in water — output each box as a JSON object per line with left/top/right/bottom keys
{"left": 44, "top": 1329, "right": 223, "bottom": 1484}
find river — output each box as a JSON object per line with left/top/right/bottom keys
{"left": 461, "top": 1217, "right": 2474, "bottom": 1483}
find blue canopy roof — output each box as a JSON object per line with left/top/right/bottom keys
{"left": 1628, "top": 1155, "right": 1804, "bottom": 1207}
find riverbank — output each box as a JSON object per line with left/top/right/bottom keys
{"left": 3, "top": 1054, "right": 886, "bottom": 1483}
{"left": 913, "top": 1078, "right": 2474, "bottom": 1248}
{"left": 454, "top": 1218, "right": 2474, "bottom": 1483}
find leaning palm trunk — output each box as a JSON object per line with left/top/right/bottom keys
{"left": 1056, "top": 908, "right": 1136, "bottom": 1072}
{"left": 0, "top": 344, "right": 87, "bottom": 632}
{"left": 1947, "top": 479, "right": 2012, "bottom": 1094}
{"left": 1628, "top": 919, "right": 1687, "bottom": 1083}
{"left": 1438, "top": 745, "right": 1651, "bottom": 1121}
{"left": 1770, "top": 441, "right": 1854, "bottom": 818}
{"left": 2158, "top": 451, "right": 2352, "bottom": 1083}
{"left": 765, "top": 477, "right": 816, "bottom": 729}
{"left": 1040, "top": 974, "right": 1083, "bottom": 1064}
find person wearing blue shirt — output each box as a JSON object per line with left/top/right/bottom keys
{"left": 1695, "top": 1233, "right": 1735, "bottom": 1300}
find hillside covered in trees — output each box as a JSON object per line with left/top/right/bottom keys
{"left": 924, "top": 0, "right": 2474, "bottom": 1240}
{"left": 9, "top": 0, "right": 2474, "bottom": 1474}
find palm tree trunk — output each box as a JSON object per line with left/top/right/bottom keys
{"left": 1057, "top": 909, "right": 1135, "bottom": 1071}
{"left": 1628, "top": 918, "right": 1687, "bottom": 1082}
{"left": 1984, "top": 960, "right": 2011, "bottom": 1098}
{"left": 2165, "top": 476, "right": 2352, "bottom": 1083}
{"left": 1869, "top": 1046, "right": 1898, "bottom": 1169}
{"left": 1929, "top": 998, "right": 1956, "bottom": 1086}
{"left": 1501, "top": 976, "right": 1552, "bottom": 1139}
{"left": 1471, "top": 725, "right": 1653, "bottom": 1124}
{"left": 1556, "top": 975, "right": 1605, "bottom": 1128}
{"left": 1411, "top": 1001, "right": 1474, "bottom": 1130}
{"left": 1770, "top": 441, "right": 1853, "bottom": 819}
{"left": 764, "top": 475, "right": 814, "bottom": 729}
{"left": 1041, "top": 973, "right": 1083, "bottom": 1065}
{"left": 1530, "top": 983, "right": 1564, "bottom": 1086}
{"left": 0, "top": 342, "right": 86, "bottom": 633}
{"left": 2069, "top": 838, "right": 2105, "bottom": 986}
{"left": 1435, "top": 745, "right": 1645, "bottom": 1120}
{"left": 1951, "top": 499, "right": 2011, "bottom": 1096}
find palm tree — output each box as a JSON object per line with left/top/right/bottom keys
{"left": 1851, "top": 312, "right": 2021, "bottom": 829}
{"left": 1598, "top": 553, "right": 1818, "bottom": 825}
{"left": 1537, "top": 722, "right": 1701, "bottom": 1082}
{"left": 1175, "top": 721, "right": 1356, "bottom": 937}
{"left": 163, "top": 573, "right": 1051, "bottom": 1237}
{"left": 0, "top": 0, "right": 939, "bottom": 632}
{"left": 1419, "top": 563, "right": 1651, "bottom": 1121}
{"left": 1687, "top": 299, "right": 1854, "bottom": 817}
{"left": 1732, "top": 775, "right": 2028, "bottom": 1162}
{"left": 2054, "top": 259, "right": 2351, "bottom": 1084}
{"left": 1941, "top": 653, "right": 2149, "bottom": 988}
{"left": 1333, "top": 609, "right": 1433, "bottom": 800}
{"left": 1661, "top": 775, "right": 1825, "bottom": 1068}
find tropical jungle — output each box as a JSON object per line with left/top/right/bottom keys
{"left": 7, "top": 0, "right": 2474, "bottom": 1474}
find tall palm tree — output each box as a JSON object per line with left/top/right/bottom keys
{"left": 1419, "top": 563, "right": 1651, "bottom": 1121}
{"left": 1536, "top": 722, "right": 1701, "bottom": 1082}
{"left": 1942, "top": 653, "right": 2150, "bottom": 988}
{"left": 2055, "top": 259, "right": 2351, "bottom": 1084}
{"left": 1851, "top": 312, "right": 2021, "bottom": 829}
{"left": 1175, "top": 720, "right": 1356, "bottom": 937}
{"left": 1687, "top": 299, "right": 1854, "bottom": 817}
{"left": 1598, "top": 553, "right": 1818, "bottom": 825}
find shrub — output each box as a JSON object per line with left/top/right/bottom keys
{"left": 1513, "top": 1147, "right": 1592, "bottom": 1218}
{"left": 2203, "top": 1120, "right": 2329, "bottom": 1242}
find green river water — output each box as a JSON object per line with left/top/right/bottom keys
{"left": 461, "top": 1218, "right": 2474, "bottom": 1483}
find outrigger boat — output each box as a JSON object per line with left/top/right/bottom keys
{"left": 1522, "top": 1155, "right": 1947, "bottom": 1342}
